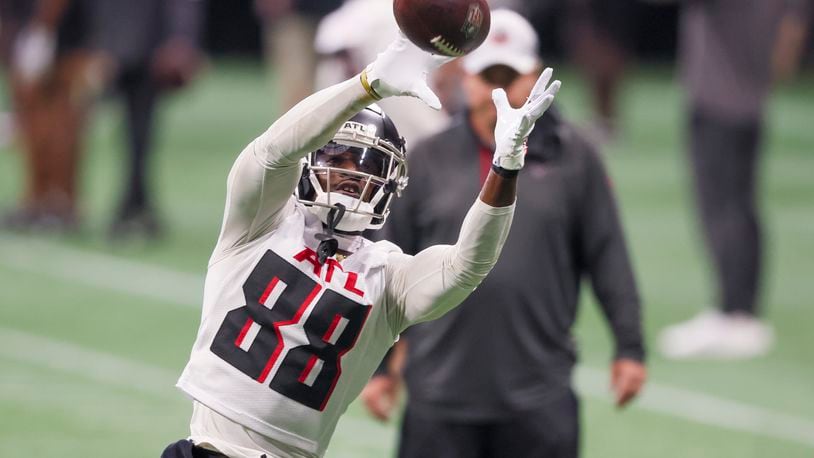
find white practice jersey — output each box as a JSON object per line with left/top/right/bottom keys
{"left": 176, "top": 76, "right": 514, "bottom": 457}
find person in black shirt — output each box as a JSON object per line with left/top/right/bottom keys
{"left": 361, "top": 10, "right": 646, "bottom": 458}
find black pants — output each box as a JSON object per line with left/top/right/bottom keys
{"left": 398, "top": 390, "right": 580, "bottom": 458}
{"left": 689, "top": 109, "right": 763, "bottom": 315}
{"left": 115, "top": 65, "right": 160, "bottom": 213}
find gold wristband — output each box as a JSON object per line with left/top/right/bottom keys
{"left": 360, "top": 69, "right": 383, "bottom": 101}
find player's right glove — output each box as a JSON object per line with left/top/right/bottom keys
{"left": 362, "top": 33, "right": 454, "bottom": 110}
{"left": 492, "top": 67, "right": 561, "bottom": 171}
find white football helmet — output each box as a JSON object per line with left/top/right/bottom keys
{"left": 296, "top": 104, "right": 408, "bottom": 233}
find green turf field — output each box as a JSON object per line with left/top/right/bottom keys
{"left": 1, "top": 62, "right": 812, "bottom": 457}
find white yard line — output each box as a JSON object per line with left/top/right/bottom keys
{"left": 0, "top": 234, "right": 203, "bottom": 307}
{"left": 1, "top": 234, "right": 813, "bottom": 448}
{"left": 0, "top": 326, "right": 181, "bottom": 400}
{"left": 0, "top": 326, "right": 391, "bottom": 443}
{"left": 576, "top": 366, "right": 814, "bottom": 447}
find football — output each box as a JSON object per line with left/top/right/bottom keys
{"left": 393, "top": 0, "right": 491, "bottom": 57}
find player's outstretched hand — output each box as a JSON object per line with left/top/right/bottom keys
{"left": 363, "top": 33, "right": 454, "bottom": 110}
{"left": 492, "top": 67, "right": 561, "bottom": 171}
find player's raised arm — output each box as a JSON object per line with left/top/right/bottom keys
{"left": 213, "top": 35, "right": 451, "bottom": 255}
{"left": 386, "top": 68, "right": 560, "bottom": 329}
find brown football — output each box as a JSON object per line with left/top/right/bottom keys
{"left": 393, "top": 0, "right": 491, "bottom": 57}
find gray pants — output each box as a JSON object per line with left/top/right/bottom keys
{"left": 689, "top": 109, "right": 763, "bottom": 315}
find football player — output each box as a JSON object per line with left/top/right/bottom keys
{"left": 162, "top": 35, "right": 560, "bottom": 458}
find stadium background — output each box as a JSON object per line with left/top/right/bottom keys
{"left": 1, "top": 1, "right": 813, "bottom": 457}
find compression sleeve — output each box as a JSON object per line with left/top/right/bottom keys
{"left": 384, "top": 198, "right": 515, "bottom": 332}
{"left": 212, "top": 76, "right": 374, "bottom": 259}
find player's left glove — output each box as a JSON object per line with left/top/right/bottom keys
{"left": 492, "top": 67, "right": 560, "bottom": 171}
{"left": 362, "top": 33, "right": 454, "bottom": 110}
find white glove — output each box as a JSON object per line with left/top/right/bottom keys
{"left": 363, "top": 34, "right": 454, "bottom": 110}
{"left": 492, "top": 67, "right": 561, "bottom": 171}
{"left": 13, "top": 24, "right": 56, "bottom": 83}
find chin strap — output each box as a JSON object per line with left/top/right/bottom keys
{"left": 316, "top": 203, "right": 346, "bottom": 264}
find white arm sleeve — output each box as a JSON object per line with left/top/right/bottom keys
{"left": 212, "top": 76, "right": 373, "bottom": 259}
{"left": 385, "top": 198, "right": 515, "bottom": 332}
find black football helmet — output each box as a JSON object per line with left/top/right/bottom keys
{"left": 296, "top": 104, "right": 408, "bottom": 232}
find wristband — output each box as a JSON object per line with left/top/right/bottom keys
{"left": 360, "top": 69, "right": 383, "bottom": 101}
{"left": 491, "top": 163, "right": 520, "bottom": 178}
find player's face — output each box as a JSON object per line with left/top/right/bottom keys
{"left": 464, "top": 64, "right": 541, "bottom": 130}
{"left": 313, "top": 142, "right": 388, "bottom": 202}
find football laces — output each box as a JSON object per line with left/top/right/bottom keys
{"left": 430, "top": 36, "right": 464, "bottom": 57}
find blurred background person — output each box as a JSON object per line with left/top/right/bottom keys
{"left": 0, "top": 0, "right": 100, "bottom": 232}
{"left": 361, "top": 10, "right": 646, "bottom": 458}
{"left": 772, "top": 0, "right": 812, "bottom": 82}
{"left": 90, "top": 0, "right": 205, "bottom": 240}
{"left": 312, "top": 0, "right": 458, "bottom": 144}
{"left": 254, "top": 0, "right": 342, "bottom": 114}
{"left": 563, "top": 0, "right": 641, "bottom": 143}
{"left": 658, "top": 0, "right": 808, "bottom": 360}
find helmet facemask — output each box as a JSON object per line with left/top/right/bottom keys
{"left": 297, "top": 114, "right": 408, "bottom": 234}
